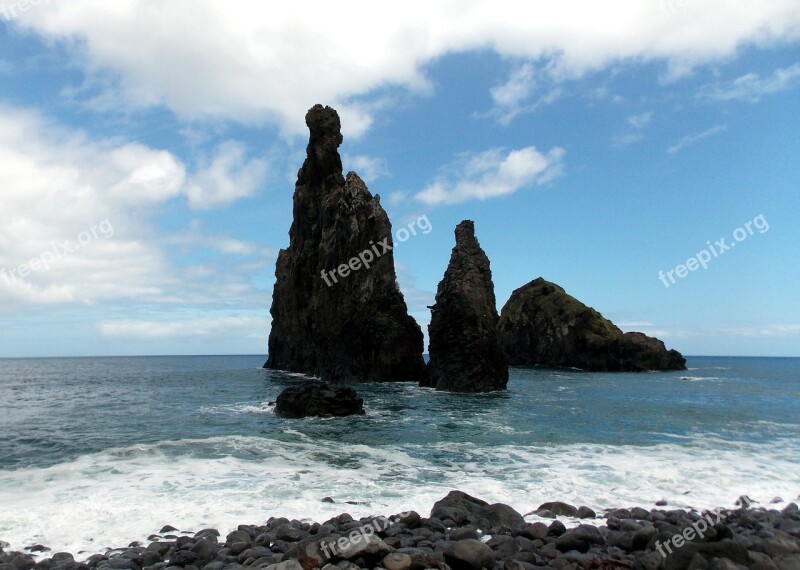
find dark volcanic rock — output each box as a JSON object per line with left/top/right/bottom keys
{"left": 443, "top": 539, "right": 495, "bottom": 570}
{"left": 4, "top": 493, "right": 800, "bottom": 570}
{"left": 274, "top": 381, "right": 365, "bottom": 418}
{"left": 498, "top": 277, "right": 686, "bottom": 371}
{"left": 265, "top": 104, "right": 425, "bottom": 384}
{"left": 429, "top": 491, "right": 524, "bottom": 530}
{"left": 423, "top": 221, "right": 508, "bottom": 392}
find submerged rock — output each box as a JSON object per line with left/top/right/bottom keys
{"left": 265, "top": 104, "right": 425, "bottom": 383}
{"left": 423, "top": 221, "right": 508, "bottom": 392}
{"left": 274, "top": 381, "right": 365, "bottom": 418}
{"left": 498, "top": 277, "right": 686, "bottom": 371}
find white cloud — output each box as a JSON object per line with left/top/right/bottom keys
{"left": 168, "top": 219, "right": 274, "bottom": 258}
{"left": 698, "top": 62, "right": 800, "bottom": 103}
{"left": 720, "top": 324, "right": 800, "bottom": 337}
{"left": 627, "top": 112, "right": 654, "bottom": 129}
{"left": 667, "top": 124, "right": 727, "bottom": 154}
{"left": 0, "top": 106, "right": 273, "bottom": 309}
{"left": 613, "top": 111, "right": 654, "bottom": 146}
{"left": 99, "top": 315, "right": 269, "bottom": 340}
{"left": 388, "top": 191, "right": 408, "bottom": 206}
{"left": 185, "top": 141, "right": 268, "bottom": 209}
{"left": 492, "top": 64, "right": 537, "bottom": 109}
{"left": 12, "top": 1, "right": 800, "bottom": 135}
{"left": 481, "top": 63, "right": 562, "bottom": 125}
{"left": 415, "top": 146, "right": 565, "bottom": 205}
{"left": 343, "top": 154, "right": 390, "bottom": 183}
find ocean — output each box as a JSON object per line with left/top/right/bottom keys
{"left": 0, "top": 355, "right": 798, "bottom": 556}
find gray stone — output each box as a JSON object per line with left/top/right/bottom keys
{"left": 555, "top": 526, "right": 605, "bottom": 553}
{"left": 263, "top": 562, "right": 302, "bottom": 570}
{"left": 274, "top": 526, "right": 303, "bottom": 543}
{"left": 381, "top": 553, "right": 412, "bottom": 570}
{"left": 443, "top": 539, "right": 495, "bottom": 570}
{"left": 520, "top": 523, "right": 548, "bottom": 541}
{"left": 335, "top": 534, "right": 393, "bottom": 561}
{"left": 537, "top": 503, "right": 578, "bottom": 518}
{"left": 225, "top": 533, "right": 251, "bottom": 546}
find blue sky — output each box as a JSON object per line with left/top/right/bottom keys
{"left": 0, "top": 1, "right": 798, "bottom": 357}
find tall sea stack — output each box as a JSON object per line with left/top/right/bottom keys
{"left": 265, "top": 104, "right": 425, "bottom": 383}
{"left": 424, "top": 220, "right": 508, "bottom": 392}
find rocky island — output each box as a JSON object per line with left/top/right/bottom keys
{"left": 265, "top": 104, "right": 684, "bottom": 386}
{"left": 498, "top": 278, "right": 686, "bottom": 371}
{"left": 265, "top": 105, "right": 425, "bottom": 384}
{"left": 423, "top": 221, "right": 508, "bottom": 393}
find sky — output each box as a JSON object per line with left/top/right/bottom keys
{"left": 0, "top": 1, "right": 798, "bottom": 358}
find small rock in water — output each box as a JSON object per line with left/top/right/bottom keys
{"left": 736, "top": 495, "right": 755, "bottom": 507}
{"left": 577, "top": 506, "right": 596, "bottom": 519}
{"left": 321, "top": 497, "right": 335, "bottom": 503}
{"left": 770, "top": 496, "right": 783, "bottom": 503}
{"left": 537, "top": 502, "right": 578, "bottom": 517}
{"left": 23, "top": 546, "right": 48, "bottom": 553}
{"left": 274, "top": 381, "right": 365, "bottom": 418}
{"left": 160, "top": 525, "right": 178, "bottom": 533}
{"left": 656, "top": 499, "right": 668, "bottom": 506}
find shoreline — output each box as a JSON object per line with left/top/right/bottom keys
{"left": 2, "top": 491, "right": 799, "bottom": 570}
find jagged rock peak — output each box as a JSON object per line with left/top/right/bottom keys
{"left": 424, "top": 220, "right": 509, "bottom": 393}
{"left": 498, "top": 277, "right": 686, "bottom": 372}
{"left": 265, "top": 104, "right": 425, "bottom": 384}
{"left": 300, "top": 104, "right": 345, "bottom": 187}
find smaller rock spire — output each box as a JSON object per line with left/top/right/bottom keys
{"left": 424, "top": 220, "right": 509, "bottom": 392}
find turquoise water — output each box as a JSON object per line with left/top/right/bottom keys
{"left": 0, "top": 356, "right": 798, "bottom": 555}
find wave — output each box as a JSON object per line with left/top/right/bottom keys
{"left": 680, "top": 376, "right": 723, "bottom": 382}
{"left": 0, "top": 435, "right": 798, "bottom": 558}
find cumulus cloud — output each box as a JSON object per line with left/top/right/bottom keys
{"left": 185, "top": 141, "right": 268, "bottom": 209}
{"left": 343, "top": 154, "right": 390, "bottom": 183}
{"left": 698, "top": 63, "right": 800, "bottom": 103}
{"left": 0, "top": 106, "right": 272, "bottom": 309}
{"left": 12, "top": 1, "right": 800, "bottom": 135}
{"left": 415, "top": 146, "right": 565, "bottom": 205}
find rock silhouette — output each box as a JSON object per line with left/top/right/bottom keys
{"left": 265, "top": 104, "right": 425, "bottom": 383}
{"left": 423, "top": 220, "right": 508, "bottom": 392}
{"left": 498, "top": 277, "right": 686, "bottom": 371}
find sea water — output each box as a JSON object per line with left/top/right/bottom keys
{"left": 0, "top": 355, "right": 798, "bottom": 556}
